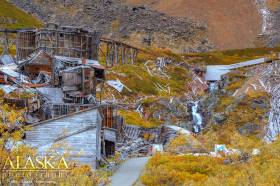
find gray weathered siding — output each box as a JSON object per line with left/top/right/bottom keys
{"left": 25, "top": 108, "right": 102, "bottom": 169}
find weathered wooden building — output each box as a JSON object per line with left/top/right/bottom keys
{"left": 16, "top": 23, "right": 101, "bottom": 61}
{"left": 60, "top": 66, "right": 96, "bottom": 103}
{"left": 18, "top": 50, "right": 53, "bottom": 83}
{"left": 25, "top": 107, "right": 118, "bottom": 169}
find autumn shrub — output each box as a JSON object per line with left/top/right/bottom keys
{"left": 142, "top": 137, "right": 280, "bottom": 186}
{"left": 119, "top": 110, "right": 162, "bottom": 128}
{"left": 166, "top": 134, "right": 204, "bottom": 154}
{"left": 141, "top": 153, "right": 221, "bottom": 186}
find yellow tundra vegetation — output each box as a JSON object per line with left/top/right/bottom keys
{"left": 142, "top": 138, "right": 280, "bottom": 186}
{"left": 166, "top": 134, "right": 204, "bottom": 154}
{"left": 119, "top": 110, "right": 161, "bottom": 128}
{"left": 184, "top": 47, "right": 280, "bottom": 65}
{"left": 204, "top": 91, "right": 270, "bottom": 151}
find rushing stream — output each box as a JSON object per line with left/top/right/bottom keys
{"left": 209, "top": 82, "right": 219, "bottom": 93}
{"left": 192, "top": 101, "right": 203, "bottom": 133}
{"left": 255, "top": 0, "right": 274, "bottom": 34}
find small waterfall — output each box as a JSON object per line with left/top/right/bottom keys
{"left": 264, "top": 85, "right": 280, "bottom": 143}
{"left": 255, "top": 0, "right": 274, "bottom": 35}
{"left": 192, "top": 101, "right": 203, "bottom": 133}
{"left": 209, "top": 82, "right": 218, "bottom": 93}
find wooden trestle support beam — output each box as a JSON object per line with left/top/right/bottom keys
{"left": 100, "top": 38, "right": 139, "bottom": 67}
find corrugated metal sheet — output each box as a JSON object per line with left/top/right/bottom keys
{"left": 0, "top": 68, "right": 21, "bottom": 78}
{"left": 205, "top": 58, "right": 270, "bottom": 81}
{"left": 25, "top": 108, "right": 102, "bottom": 169}
{"left": 0, "top": 54, "right": 15, "bottom": 65}
{"left": 227, "top": 58, "right": 268, "bottom": 69}
{"left": 55, "top": 55, "right": 104, "bottom": 69}
{"left": 205, "top": 65, "right": 231, "bottom": 81}
{"left": 36, "top": 87, "right": 64, "bottom": 104}
{"left": 0, "top": 85, "right": 18, "bottom": 94}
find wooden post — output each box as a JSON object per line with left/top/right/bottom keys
{"left": 114, "top": 43, "right": 118, "bottom": 65}
{"left": 121, "top": 44, "right": 125, "bottom": 65}
{"left": 106, "top": 43, "right": 109, "bottom": 67}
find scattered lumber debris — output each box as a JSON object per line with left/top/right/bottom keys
{"left": 107, "top": 79, "right": 127, "bottom": 93}
{"left": 145, "top": 57, "right": 172, "bottom": 78}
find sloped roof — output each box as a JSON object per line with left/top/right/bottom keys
{"left": 18, "top": 50, "right": 52, "bottom": 68}
{"left": 60, "top": 65, "right": 92, "bottom": 73}
{"left": 25, "top": 107, "right": 102, "bottom": 169}
{"left": 36, "top": 87, "right": 64, "bottom": 104}
{"left": 205, "top": 58, "right": 271, "bottom": 81}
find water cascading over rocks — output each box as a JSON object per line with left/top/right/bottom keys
{"left": 264, "top": 86, "right": 280, "bottom": 142}
{"left": 255, "top": 0, "right": 274, "bottom": 35}
{"left": 258, "top": 61, "right": 280, "bottom": 142}
{"left": 209, "top": 82, "right": 219, "bottom": 93}
{"left": 255, "top": 0, "right": 280, "bottom": 47}
{"left": 192, "top": 101, "right": 203, "bottom": 133}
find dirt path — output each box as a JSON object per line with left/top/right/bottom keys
{"left": 111, "top": 157, "right": 150, "bottom": 186}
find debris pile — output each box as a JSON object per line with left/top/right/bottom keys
{"left": 0, "top": 25, "right": 106, "bottom": 121}
{"left": 145, "top": 57, "right": 172, "bottom": 79}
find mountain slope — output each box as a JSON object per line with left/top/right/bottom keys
{"left": 0, "top": 0, "right": 42, "bottom": 29}
{"left": 126, "top": 0, "right": 262, "bottom": 50}
{"left": 8, "top": 0, "right": 213, "bottom": 53}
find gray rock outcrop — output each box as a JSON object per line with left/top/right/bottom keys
{"left": 9, "top": 0, "right": 214, "bottom": 53}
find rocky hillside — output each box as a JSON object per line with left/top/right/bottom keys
{"left": 126, "top": 0, "right": 280, "bottom": 50}
{"left": 8, "top": 0, "right": 213, "bottom": 53}
{"left": 6, "top": 0, "right": 280, "bottom": 52}
{"left": 126, "top": 0, "right": 263, "bottom": 50}
{"left": 257, "top": 0, "right": 280, "bottom": 47}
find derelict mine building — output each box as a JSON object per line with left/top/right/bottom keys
{"left": 0, "top": 24, "right": 123, "bottom": 169}
{"left": 16, "top": 23, "right": 100, "bottom": 61}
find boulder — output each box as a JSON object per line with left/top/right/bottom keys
{"left": 214, "top": 112, "right": 227, "bottom": 124}
{"left": 251, "top": 98, "right": 269, "bottom": 110}
{"left": 238, "top": 123, "right": 261, "bottom": 136}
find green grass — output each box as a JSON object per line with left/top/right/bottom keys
{"left": 0, "top": 0, "right": 42, "bottom": 29}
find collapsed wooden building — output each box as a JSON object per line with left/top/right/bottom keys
{"left": 0, "top": 24, "right": 143, "bottom": 169}
{"left": 1, "top": 23, "right": 139, "bottom": 67}
{"left": 16, "top": 23, "right": 100, "bottom": 61}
